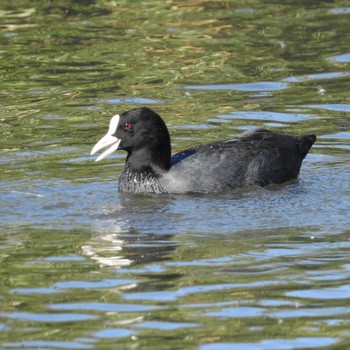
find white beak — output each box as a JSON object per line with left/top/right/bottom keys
{"left": 91, "top": 114, "right": 121, "bottom": 162}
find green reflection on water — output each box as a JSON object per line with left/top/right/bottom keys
{"left": 1, "top": 0, "right": 350, "bottom": 349}
{"left": 1, "top": 225, "right": 349, "bottom": 349}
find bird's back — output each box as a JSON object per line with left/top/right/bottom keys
{"left": 167, "top": 129, "right": 316, "bottom": 193}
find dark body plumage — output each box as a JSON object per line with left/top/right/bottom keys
{"left": 91, "top": 107, "right": 316, "bottom": 194}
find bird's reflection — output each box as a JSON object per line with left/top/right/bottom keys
{"left": 82, "top": 193, "right": 179, "bottom": 268}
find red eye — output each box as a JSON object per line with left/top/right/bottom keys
{"left": 124, "top": 122, "right": 132, "bottom": 131}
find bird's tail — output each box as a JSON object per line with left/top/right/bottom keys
{"left": 298, "top": 134, "right": 316, "bottom": 158}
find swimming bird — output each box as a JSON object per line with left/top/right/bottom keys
{"left": 91, "top": 107, "right": 316, "bottom": 194}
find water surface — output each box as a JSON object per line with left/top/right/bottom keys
{"left": 1, "top": 1, "right": 350, "bottom": 349}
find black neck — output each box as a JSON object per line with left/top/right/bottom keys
{"left": 125, "top": 143, "right": 171, "bottom": 175}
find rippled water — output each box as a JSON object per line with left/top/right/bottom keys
{"left": 1, "top": 1, "right": 350, "bottom": 349}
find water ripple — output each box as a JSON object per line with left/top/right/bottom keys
{"left": 286, "top": 285, "right": 350, "bottom": 300}
{"left": 2, "top": 312, "right": 97, "bottom": 323}
{"left": 328, "top": 53, "right": 350, "bottom": 62}
{"left": 307, "top": 104, "right": 350, "bottom": 112}
{"left": 183, "top": 82, "right": 288, "bottom": 91}
{"left": 215, "top": 111, "right": 316, "bottom": 123}
{"left": 49, "top": 302, "right": 157, "bottom": 312}
{"left": 200, "top": 337, "right": 339, "bottom": 350}
{"left": 3, "top": 340, "right": 94, "bottom": 349}
{"left": 104, "top": 97, "right": 163, "bottom": 104}
{"left": 124, "top": 281, "right": 279, "bottom": 302}
{"left": 135, "top": 321, "right": 199, "bottom": 330}
{"left": 94, "top": 328, "right": 136, "bottom": 338}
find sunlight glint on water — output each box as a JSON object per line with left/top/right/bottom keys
{"left": 0, "top": 1, "right": 350, "bottom": 349}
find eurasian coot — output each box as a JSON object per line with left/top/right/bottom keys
{"left": 91, "top": 107, "right": 316, "bottom": 193}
